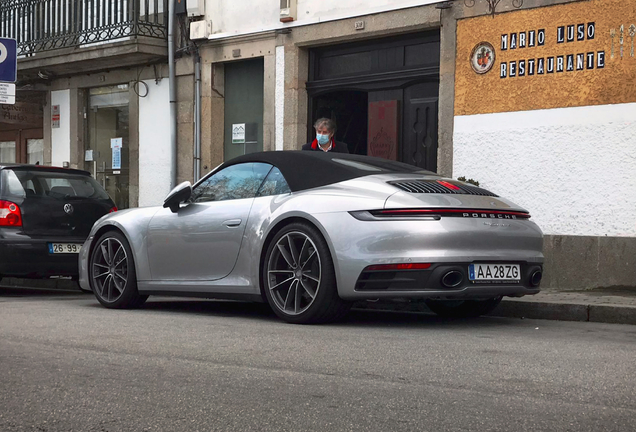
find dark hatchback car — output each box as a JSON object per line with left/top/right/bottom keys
{"left": 0, "top": 165, "right": 116, "bottom": 285}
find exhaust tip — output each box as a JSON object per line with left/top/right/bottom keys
{"left": 441, "top": 270, "right": 464, "bottom": 288}
{"left": 530, "top": 270, "right": 543, "bottom": 287}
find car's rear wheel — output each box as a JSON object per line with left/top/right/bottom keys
{"left": 90, "top": 231, "right": 148, "bottom": 309}
{"left": 263, "top": 222, "right": 351, "bottom": 324}
{"left": 425, "top": 297, "right": 502, "bottom": 318}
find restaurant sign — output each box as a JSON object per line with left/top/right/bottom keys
{"left": 497, "top": 23, "right": 605, "bottom": 78}
{"left": 455, "top": 0, "right": 636, "bottom": 116}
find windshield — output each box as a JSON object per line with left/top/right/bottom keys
{"left": 4, "top": 169, "right": 111, "bottom": 200}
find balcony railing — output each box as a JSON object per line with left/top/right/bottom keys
{"left": 0, "top": 0, "right": 169, "bottom": 56}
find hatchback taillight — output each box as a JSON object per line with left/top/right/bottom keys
{"left": 109, "top": 206, "right": 118, "bottom": 213}
{"left": 0, "top": 200, "right": 23, "bottom": 227}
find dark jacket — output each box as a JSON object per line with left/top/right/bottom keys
{"left": 302, "top": 139, "right": 349, "bottom": 154}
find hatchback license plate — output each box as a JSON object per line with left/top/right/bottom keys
{"left": 49, "top": 243, "right": 82, "bottom": 254}
{"left": 469, "top": 264, "right": 520, "bottom": 281}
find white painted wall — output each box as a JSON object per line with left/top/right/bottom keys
{"left": 205, "top": 0, "right": 443, "bottom": 39}
{"left": 138, "top": 79, "right": 171, "bottom": 207}
{"left": 453, "top": 103, "right": 636, "bottom": 237}
{"left": 50, "top": 90, "right": 71, "bottom": 167}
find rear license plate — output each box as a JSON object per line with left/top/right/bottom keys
{"left": 469, "top": 264, "right": 520, "bottom": 282}
{"left": 48, "top": 243, "right": 82, "bottom": 254}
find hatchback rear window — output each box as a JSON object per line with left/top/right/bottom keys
{"left": 4, "top": 169, "right": 110, "bottom": 200}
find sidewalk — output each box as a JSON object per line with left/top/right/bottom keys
{"left": 3, "top": 277, "right": 636, "bottom": 325}
{"left": 356, "top": 287, "right": 636, "bottom": 325}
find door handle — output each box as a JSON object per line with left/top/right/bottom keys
{"left": 223, "top": 219, "right": 242, "bottom": 227}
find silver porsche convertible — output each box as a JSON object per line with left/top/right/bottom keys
{"left": 78, "top": 151, "right": 544, "bottom": 324}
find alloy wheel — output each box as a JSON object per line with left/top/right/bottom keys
{"left": 91, "top": 237, "right": 129, "bottom": 303}
{"left": 267, "top": 231, "right": 321, "bottom": 316}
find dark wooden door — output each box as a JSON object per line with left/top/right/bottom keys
{"left": 402, "top": 81, "right": 439, "bottom": 172}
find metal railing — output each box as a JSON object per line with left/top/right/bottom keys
{"left": 0, "top": 0, "right": 169, "bottom": 56}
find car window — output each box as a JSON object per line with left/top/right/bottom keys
{"left": 256, "top": 167, "right": 291, "bottom": 197}
{"left": 9, "top": 170, "right": 110, "bottom": 200}
{"left": 191, "top": 162, "right": 272, "bottom": 203}
{"left": 1, "top": 169, "right": 27, "bottom": 198}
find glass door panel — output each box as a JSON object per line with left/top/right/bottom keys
{"left": 86, "top": 85, "right": 130, "bottom": 210}
{"left": 0, "top": 141, "right": 16, "bottom": 163}
{"left": 27, "top": 139, "right": 44, "bottom": 165}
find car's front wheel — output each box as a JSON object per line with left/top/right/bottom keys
{"left": 425, "top": 297, "right": 502, "bottom": 318}
{"left": 262, "top": 222, "right": 351, "bottom": 324}
{"left": 89, "top": 231, "right": 148, "bottom": 309}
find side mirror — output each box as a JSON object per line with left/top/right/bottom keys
{"left": 163, "top": 181, "right": 192, "bottom": 213}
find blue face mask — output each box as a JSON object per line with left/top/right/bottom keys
{"left": 316, "top": 133, "right": 330, "bottom": 146}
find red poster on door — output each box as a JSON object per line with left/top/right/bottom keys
{"left": 368, "top": 100, "right": 399, "bottom": 161}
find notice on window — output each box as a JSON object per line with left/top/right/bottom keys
{"left": 368, "top": 100, "right": 398, "bottom": 161}
{"left": 51, "top": 105, "right": 60, "bottom": 128}
{"left": 232, "top": 123, "right": 246, "bottom": 144}
{"left": 111, "top": 138, "right": 122, "bottom": 170}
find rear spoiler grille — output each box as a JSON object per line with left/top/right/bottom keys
{"left": 388, "top": 180, "right": 498, "bottom": 197}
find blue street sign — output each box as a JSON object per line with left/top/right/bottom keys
{"left": 0, "top": 38, "right": 18, "bottom": 83}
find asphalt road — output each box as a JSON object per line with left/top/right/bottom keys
{"left": 1, "top": 287, "right": 636, "bottom": 432}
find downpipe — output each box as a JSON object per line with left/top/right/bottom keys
{"left": 168, "top": 0, "right": 177, "bottom": 189}
{"left": 193, "top": 50, "right": 201, "bottom": 183}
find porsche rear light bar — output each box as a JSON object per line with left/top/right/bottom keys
{"left": 0, "top": 200, "right": 23, "bottom": 227}
{"left": 374, "top": 209, "right": 531, "bottom": 219}
{"left": 350, "top": 208, "right": 531, "bottom": 221}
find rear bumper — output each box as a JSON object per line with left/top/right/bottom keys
{"left": 0, "top": 235, "right": 86, "bottom": 278}
{"left": 353, "top": 262, "right": 542, "bottom": 300}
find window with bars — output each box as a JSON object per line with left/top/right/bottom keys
{"left": 0, "top": 0, "right": 168, "bottom": 56}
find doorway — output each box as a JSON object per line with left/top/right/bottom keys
{"left": 85, "top": 85, "right": 130, "bottom": 210}
{"left": 308, "top": 31, "right": 440, "bottom": 171}
{"left": 224, "top": 59, "right": 264, "bottom": 161}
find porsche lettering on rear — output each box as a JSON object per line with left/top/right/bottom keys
{"left": 463, "top": 213, "right": 519, "bottom": 219}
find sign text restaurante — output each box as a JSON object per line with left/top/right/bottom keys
{"left": 499, "top": 23, "right": 605, "bottom": 78}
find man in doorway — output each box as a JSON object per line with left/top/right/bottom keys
{"left": 302, "top": 118, "right": 349, "bottom": 153}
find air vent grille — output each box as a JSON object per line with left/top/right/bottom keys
{"left": 389, "top": 180, "right": 498, "bottom": 197}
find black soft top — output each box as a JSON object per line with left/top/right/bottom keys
{"left": 0, "top": 164, "right": 91, "bottom": 176}
{"left": 219, "top": 151, "right": 436, "bottom": 192}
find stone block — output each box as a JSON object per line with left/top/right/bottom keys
{"left": 546, "top": 235, "right": 599, "bottom": 290}
{"left": 177, "top": 123, "right": 194, "bottom": 183}
{"left": 176, "top": 75, "right": 194, "bottom": 102}
{"left": 177, "top": 101, "right": 193, "bottom": 124}
{"left": 540, "top": 234, "right": 555, "bottom": 289}
{"left": 491, "top": 300, "right": 589, "bottom": 322}
{"left": 589, "top": 304, "right": 636, "bottom": 325}
{"left": 598, "top": 236, "right": 636, "bottom": 288}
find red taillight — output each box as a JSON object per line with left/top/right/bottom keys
{"left": 366, "top": 263, "right": 431, "bottom": 271}
{"left": 109, "top": 206, "right": 118, "bottom": 213}
{"left": 437, "top": 180, "right": 461, "bottom": 190}
{"left": 0, "top": 200, "right": 23, "bottom": 227}
{"left": 375, "top": 208, "right": 531, "bottom": 219}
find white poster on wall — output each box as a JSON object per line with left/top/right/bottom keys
{"left": 232, "top": 123, "right": 246, "bottom": 144}
{"left": 111, "top": 137, "right": 122, "bottom": 170}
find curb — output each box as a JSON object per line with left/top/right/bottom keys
{"left": 354, "top": 299, "right": 636, "bottom": 326}
{"left": 0, "top": 277, "right": 79, "bottom": 291}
